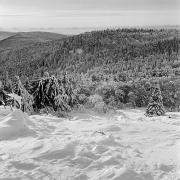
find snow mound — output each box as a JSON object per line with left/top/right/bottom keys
{"left": 0, "top": 109, "right": 35, "bottom": 140}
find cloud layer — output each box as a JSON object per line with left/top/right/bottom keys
{"left": 0, "top": 0, "right": 179, "bottom": 32}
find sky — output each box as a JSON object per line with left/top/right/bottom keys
{"left": 0, "top": 0, "right": 179, "bottom": 34}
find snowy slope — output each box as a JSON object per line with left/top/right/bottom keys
{"left": 0, "top": 107, "right": 179, "bottom": 180}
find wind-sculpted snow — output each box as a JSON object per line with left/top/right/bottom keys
{"left": 0, "top": 109, "right": 35, "bottom": 140}
{"left": 0, "top": 107, "right": 179, "bottom": 179}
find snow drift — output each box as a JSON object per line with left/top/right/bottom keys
{"left": 0, "top": 109, "right": 35, "bottom": 140}
{"left": 0, "top": 107, "right": 179, "bottom": 179}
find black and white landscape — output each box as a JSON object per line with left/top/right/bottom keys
{"left": 0, "top": 0, "right": 179, "bottom": 179}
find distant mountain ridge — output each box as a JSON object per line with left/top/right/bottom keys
{"left": 0, "top": 31, "right": 67, "bottom": 50}
{"left": 0, "top": 31, "right": 15, "bottom": 41}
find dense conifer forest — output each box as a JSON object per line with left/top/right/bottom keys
{"left": 0, "top": 28, "right": 179, "bottom": 113}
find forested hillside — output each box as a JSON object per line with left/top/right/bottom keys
{"left": 0, "top": 28, "right": 179, "bottom": 79}
{"left": 0, "top": 28, "right": 180, "bottom": 112}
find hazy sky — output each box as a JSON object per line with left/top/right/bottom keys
{"left": 0, "top": 0, "right": 179, "bottom": 33}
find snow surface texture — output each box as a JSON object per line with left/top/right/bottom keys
{"left": 0, "top": 107, "right": 179, "bottom": 180}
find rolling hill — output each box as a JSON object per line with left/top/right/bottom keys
{"left": 0, "top": 31, "right": 67, "bottom": 50}
{"left": 0, "top": 31, "right": 15, "bottom": 41}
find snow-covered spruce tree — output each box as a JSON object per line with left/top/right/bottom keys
{"left": 31, "top": 74, "right": 77, "bottom": 113}
{"left": 145, "top": 84, "right": 165, "bottom": 117}
{"left": 13, "top": 76, "right": 34, "bottom": 114}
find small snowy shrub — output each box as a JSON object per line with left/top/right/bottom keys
{"left": 88, "top": 94, "right": 103, "bottom": 106}
{"left": 94, "top": 101, "right": 108, "bottom": 113}
{"left": 86, "top": 94, "right": 108, "bottom": 113}
{"left": 77, "top": 93, "right": 88, "bottom": 104}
